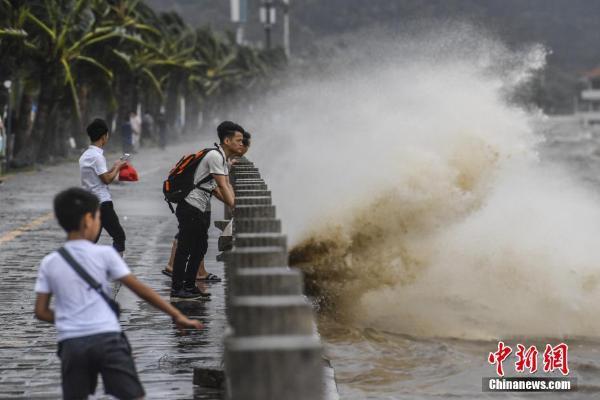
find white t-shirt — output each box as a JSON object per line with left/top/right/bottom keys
{"left": 185, "top": 146, "right": 228, "bottom": 212}
{"left": 79, "top": 145, "right": 111, "bottom": 203}
{"left": 34, "top": 240, "right": 131, "bottom": 342}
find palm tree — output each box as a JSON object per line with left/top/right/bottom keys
{"left": 87, "top": 0, "right": 163, "bottom": 130}
{"left": 1, "top": 0, "right": 288, "bottom": 166}
{"left": 6, "top": 1, "right": 117, "bottom": 162}
{"left": 0, "top": 1, "right": 34, "bottom": 159}
{"left": 191, "top": 28, "right": 286, "bottom": 125}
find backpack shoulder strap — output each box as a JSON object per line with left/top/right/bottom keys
{"left": 213, "top": 143, "right": 226, "bottom": 166}
{"left": 194, "top": 146, "right": 225, "bottom": 188}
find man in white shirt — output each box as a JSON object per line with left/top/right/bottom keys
{"left": 162, "top": 129, "right": 252, "bottom": 282}
{"left": 130, "top": 111, "right": 141, "bottom": 151}
{"left": 170, "top": 121, "right": 242, "bottom": 298}
{"left": 79, "top": 118, "right": 127, "bottom": 255}
{"left": 34, "top": 187, "right": 202, "bottom": 399}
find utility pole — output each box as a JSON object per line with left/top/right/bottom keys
{"left": 230, "top": 0, "right": 248, "bottom": 45}
{"left": 260, "top": 0, "right": 276, "bottom": 50}
{"left": 282, "top": 0, "right": 290, "bottom": 57}
{"left": 236, "top": 24, "right": 245, "bottom": 46}
{"left": 3, "top": 80, "right": 12, "bottom": 164}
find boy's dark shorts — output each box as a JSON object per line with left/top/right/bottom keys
{"left": 58, "top": 332, "right": 144, "bottom": 400}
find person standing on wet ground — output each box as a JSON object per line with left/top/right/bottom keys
{"left": 141, "top": 112, "right": 154, "bottom": 147}
{"left": 34, "top": 188, "right": 202, "bottom": 400}
{"left": 121, "top": 116, "right": 133, "bottom": 154}
{"left": 162, "top": 130, "right": 252, "bottom": 281}
{"left": 79, "top": 118, "right": 127, "bottom": 256}
{"left": 130, "top": 111, "right": 142, "bottom": 152}
{"left": 157, "top": 109, "right": 167, "bottom": 149}
{"left": 169, "top": 121, "right": 242, "bottom": 299}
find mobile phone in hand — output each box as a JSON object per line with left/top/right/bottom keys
{"left": 120, "top": 153, "right": 131, "bottom": 161}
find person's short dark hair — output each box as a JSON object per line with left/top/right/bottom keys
{"left": 242, "top": 131, "right": 251, "bottom": 147}
{"left": 54, "top": 188, "right": 99, "bottom": 232}
{"left": 217, "top": 121, "right": 244, "bottom": 143}
{"left": 86, "top": 118, "right": 109, "bottom": 141}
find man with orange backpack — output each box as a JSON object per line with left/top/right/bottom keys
{"left": 161, "top": 129, "right": 252, "bottom": 282}
{"left": 163, "top": 121, "right": 243, "bottom": 298}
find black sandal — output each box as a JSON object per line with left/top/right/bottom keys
{"left": 196, "top": 273, "right": 222, "bottom": 282}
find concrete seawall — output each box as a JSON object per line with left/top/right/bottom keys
{"left": 202, "top": 158, "right": 339, "bottom": 400}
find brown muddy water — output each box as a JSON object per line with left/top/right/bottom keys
{"left": 295, "top": 116, "right": 600, "bottom": 399}
{"left": 319, "top": 318, "right": 600, "bottom": 399}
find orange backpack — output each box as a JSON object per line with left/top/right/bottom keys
{"left": 162, "top": 147, "right": 223, "bottom": 212}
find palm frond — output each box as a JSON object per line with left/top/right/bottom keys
{"left": 25, "top": 11, "right": 56, "bottom": 41}
{"left": 74, "top": 55, "right": 113, "bottom": 80}
{"left": 0, "top": 28, "right": 28, "bottom": 38}
{"left": 141, "top": 67, "right": 164, "bottom": 98}
{"left": 61, "top": 57, "right": 82, "bottom": 122}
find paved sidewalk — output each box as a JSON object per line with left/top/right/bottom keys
{"left": 0, "top": 141, "right": 227, "bottom": 399}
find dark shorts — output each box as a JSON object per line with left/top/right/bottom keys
{"left": 58, "top": 332, "right": 144, "bottom": 400}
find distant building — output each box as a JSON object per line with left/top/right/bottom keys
{"left": 578, "top": 67, "right": 600, "bottom": 126}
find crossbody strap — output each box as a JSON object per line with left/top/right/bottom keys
{"left": 57, "top": 247, "right": 118, "bottom": 316}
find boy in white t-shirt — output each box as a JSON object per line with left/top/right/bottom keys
{"left": 34, "top": 187, "right": 202, "bottom": 399}
{"left": 79, "top": 118, "right": 127, "bottom": 255}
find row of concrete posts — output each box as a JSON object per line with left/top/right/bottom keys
{"left": 212, "top": 158, "right": 332, "bottom": 400}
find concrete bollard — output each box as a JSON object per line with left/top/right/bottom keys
{"left": 232, "top": 167, "right": 259, "bottom": 173}
{"left": 233, "top": 267, "right": 303, "bottom": 296}
{"left": 234, "top": 205, "right": 276, "bottom": 219}
{"left": 225, "top": 335, "right": 324, "bottom": 400}
{"left": 235, "top": 178, "right": 265, "bottom": 184}
{"left": 235, "top": 196, "right": 272, "bottom": 206}
{"left": 230, "top": 295, "right": 315, "bottom": 336}
{"left": 234, "top": 174, "right": 261, "bottom": 178}
{"left": 234, "top": 218, "right": 282, "bottom": 234}
{"left": 234, "top": 233, "right": 287, "bottom": 248}
{"left": 224, "top": 246, "right": 287, "bottom": 318}
{"left": 235, "top": 183, "right": 268, "bottom": 192}
{"left": 227, "top": 246, "right": 287, "bottom": 269}
{"left": 232, "top": 161, "right": 254, "bottom": 167}
{"left": 220, "top": 158, "right": 336, "bottom": 399}
{"left": 235, "top": 190, "right": 271, "bottom": 197}
{"left": 232, "top": 162, "right": 257, "bottom": 168}
{"left": 234, "top": 181, "right": 266, "bottom": 190}
{"left": 233, "top": 158, "right": 253, "bottom": 164}
{"left": 234, "top": 172, "right": 261, "bottom": 179}
{"left": 235, "top": 183, "right": 265, "bottom": 190}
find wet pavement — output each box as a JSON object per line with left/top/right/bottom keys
{"left": 0, "top": 140, "right": 227, "bottom": 399}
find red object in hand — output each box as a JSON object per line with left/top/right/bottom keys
{"left": 119, "top": 163, "right": 139, "bottom": 182}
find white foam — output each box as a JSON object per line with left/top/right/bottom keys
{"left": 240, "top": 25, "right": 600, "bottom": 339}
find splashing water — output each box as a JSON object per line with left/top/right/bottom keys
{"left": 243, "top": 24, "right": 600, "bottom": 340}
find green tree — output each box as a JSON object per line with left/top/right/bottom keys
{"left": 0, "top": 0, "right": 287, "bottom": 166}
